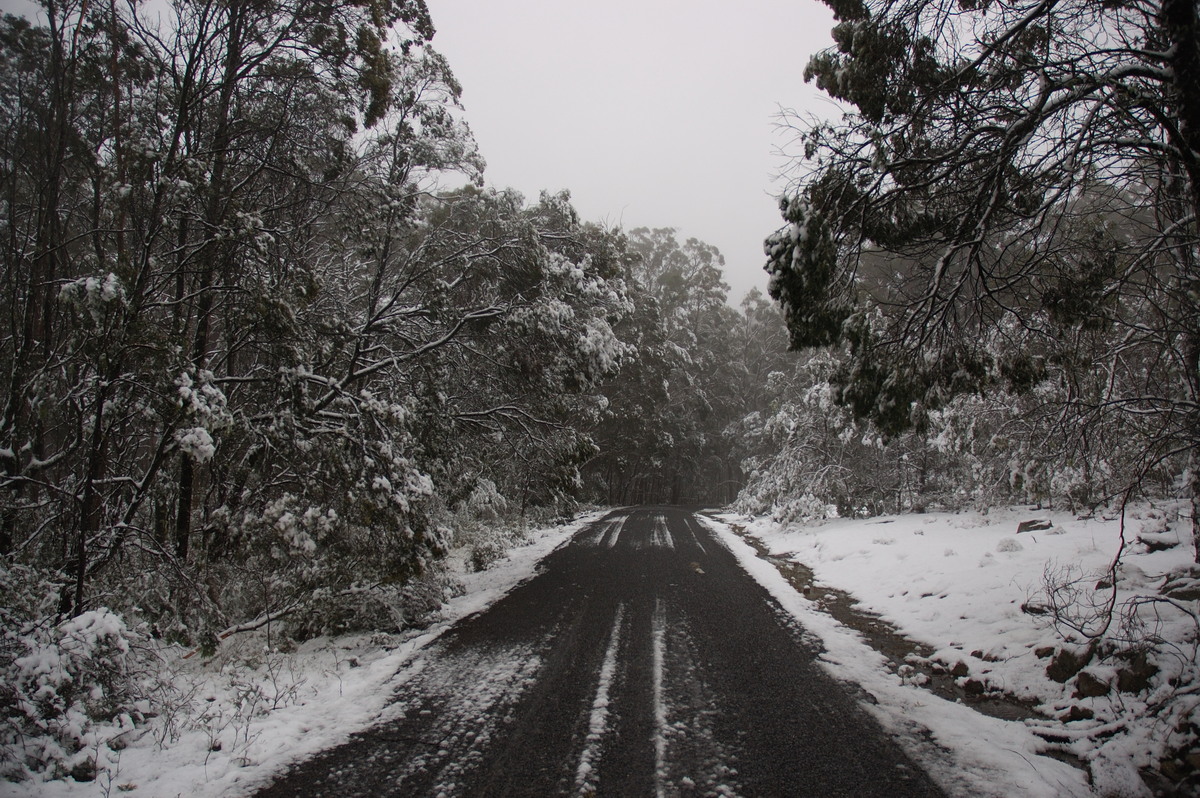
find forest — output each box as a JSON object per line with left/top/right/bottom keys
{"left": 1, "top": 0, "right": 1198, "bottom": 788}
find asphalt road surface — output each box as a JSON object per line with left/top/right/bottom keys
{"left": 255, "top": 507, "right": 946, "bottom": 797}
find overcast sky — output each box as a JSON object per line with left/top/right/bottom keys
{"left": 423, "top": 0, "right": 838, "bottom": 303}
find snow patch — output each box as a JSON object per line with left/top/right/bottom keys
{"left": 651, "top": 514, "right": 675, "bottom": 550}
{"left": 699, "top": 513, "right": 1095, "bottom": 798}
{"left": 651, "top": 598, "right": 667, "bottom": 798}
{"left": 575, "top": 603, "right": 625, "bottom": 795}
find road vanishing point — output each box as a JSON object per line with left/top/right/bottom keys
{"left": 256, "top": 507, "right": 946, "bottom": 797}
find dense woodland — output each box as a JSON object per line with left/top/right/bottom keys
{"left": 1, "top": 0, "right": 1198, "bottom": 783}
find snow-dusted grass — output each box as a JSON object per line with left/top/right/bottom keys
{"left": 706, "top": 504, "right": 1199, "bottom": 798}
{"left": 4, "top": 511, "right": 601, "bottom": 798}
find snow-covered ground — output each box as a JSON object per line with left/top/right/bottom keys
{"left": 2, "top": 512, "right": 602, "bottom": 798}
{"left": 8, "top": 505, "right": 1196, "bottom": 798}
{"left": 704, "top": 505, "right": 1199, "bottom": 798}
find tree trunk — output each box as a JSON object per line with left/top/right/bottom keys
{"left": 1162, "top": 0, "right": 1200, "bottom": 214}
{"left": 72, "top": 380, "right": 110, "bottom": 616}
{"left": 175, "top": 0, "right": 244, "bottom": 561}
{"left": 1190, "top": 451, "right": 1200, "bottom": 564}
{"left": 1162, "top": 0, "right": 1200, "bottom": 563}
{"left": 176, "top": 456, "right": 193, "bottom": 560}
{"left": 1183, "top": 329, "right": 1200, "bottom": 564}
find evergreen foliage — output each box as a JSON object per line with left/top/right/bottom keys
{"left": 765, "top": 0, "right": 1200, "bottom": 559}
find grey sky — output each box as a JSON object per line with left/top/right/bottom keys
{"left": 424, "top": 0, "right": 837, "bottom": 303}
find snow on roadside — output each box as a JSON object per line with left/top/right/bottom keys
{"left": 700, "top": 506, "right": 1198, "bottom": 798}
{"left": 3, "top": 511, "right": 601, "bottom": 798}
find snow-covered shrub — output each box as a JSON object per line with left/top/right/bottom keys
{"left": 442, "top": 478, "right": 534, "bottom": 572}
{"left": 284, "top": 569, "right": 461, "bottom": 640}
{"left": 469, "top": 538, "right": 508, "bottom": 572}
{"left": 772, "top": 493, "right": 837, "bottom": 524}
{"left": 733, "top": 354, "right": 961, "bottom": 519}
{"left": 1026, "top": 533, "right": 1200, "bottom": 785}
{"left": 0, "top": 578, "right": 151, "bottom": 782}
{"left": 730, "top": 306, "right": 1182, "bottom": 523}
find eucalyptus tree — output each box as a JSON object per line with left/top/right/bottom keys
{"left": 362, "top": 187, "right": 633, "bottom": 519}
{"left": 769, "top": 0, "right": 1200, "bottom": 557}
{"left": 0, "top": 0, "right": 483, "bottom": 628}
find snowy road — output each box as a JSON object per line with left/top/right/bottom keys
{"left": 254, "top": 508, "right": 945, "bottom": 797}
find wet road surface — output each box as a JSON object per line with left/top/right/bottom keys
{"left": 255, "top": 507, "right": 946, "bottom": 797}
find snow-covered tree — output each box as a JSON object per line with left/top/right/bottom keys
{"left": 768, "top": 0, "right": 1200, "bottom": 557}
{"left": 585, "top": 228, "right": 744, "bottom": 505}
{"left": 0, "top": 0, "right": 634, "bottom": 659}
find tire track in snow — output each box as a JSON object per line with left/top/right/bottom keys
{"left": 652, "top": 598, "right": 668, "bottom": 798}
{"left": 391, "top": 642, "right": 547, "bottom": 795}
{"left": 651, "top": 513, "right": 675, "bottom": 550}
{"left": 255, "top": 635, "right": 551, "bottom": 798}
{"left": 655, "top": 601, "right": 744, "bottom": 798}
{"left": 683, "top": 516, "right": 708, "bottom": 555}
{"left": 574, "top": 603, "right": 625, "bottom": 795}
{"left": 604, "top": 515, "right": 626, "bottom": 548}
{"left": 581, "top": 512, "right": 628, "bottom": 548}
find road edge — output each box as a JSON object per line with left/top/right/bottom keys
{"left": 695, "top": 513, "right": 1095, "bottom": 798}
